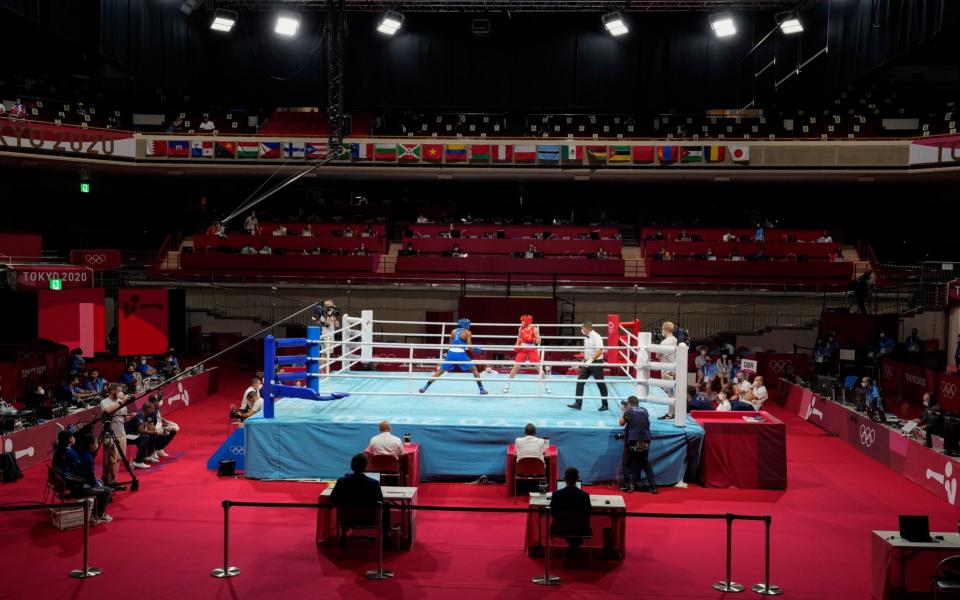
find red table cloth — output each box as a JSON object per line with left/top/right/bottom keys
{"left": 692, "top": 410, "right": 787, "bottom": 490}
{"left": 506, "top": 444, "right": 559, "bottom": 496}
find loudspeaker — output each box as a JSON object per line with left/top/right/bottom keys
{"left": 217, "top": 459, "right": 236, "bottom": 477}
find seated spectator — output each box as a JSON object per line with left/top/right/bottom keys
{"left": 272, "top": 225, "right": 288, "bottom": 237}
{"left": 9, "top": 102, "right": 26, "bottom": 119}
{"left": 746, "top": 376, "right": 768, "bottom": 410}
{"left": 230, "top": 390, "right": 263, "bottom": 421}
{"left": 549, "top": 466, "right": 591, "bottom": 557}
{"left": 365, "top": 420, "right": 405, "bottom": 458}
{"left": 143, "top": 396, "right": 178, "bottom": 460}
{"left": 159, "top": 351, "right": 180, "bottom": 378}
{"left": 258, "top": 245, "right": 273, "bottom": 255}
{"left": 451, "top": 243, "right": 466, "bottom": 258}
{"left": 676, "top": 230, "right": 692, "bottom": 242}
{"left": 905, "top": 328, "right": 922, "bottom": 353}
{"left": 416, "top": 214, "right": 429, "bottom": 224}
{"left": 199, "top": 117, "right": 216, "bottom": 132}
{"left": 241, "top": 244, "right": 256, "bottom": 254}
{"left": 647, "top": 228, "right": 665, "bottom": 241}
{"left": 735, "top": 370, "right": 752, "bottom": 395}
{"left": 876, "top": 331, "right": 895, "bottom": 357}
{"left": 716, "top": 386, "right": 733, "bottom": 411}
{"left": 525, "top": 244, "right": 538, "bottom": 259}
{"left": 329, "top": 453, "right": 388, "bottom": 547}
{"left": 817, "top": 231, "right": 833, "bottom": 243}
{"left": 729, "top": 248, "right": 741, "bottom": 260}
{"left": 243, "top": 211, "right": 259, "bottom": 234}
{"left": 84, "top": 368, "right": 108, "bottom": 395}
{"left": 694, "top": 347, "right": 710, "bottom": 380}
{"left": 70, "top": 348, "right": 86, "bottom": 376}
{"left": 343, "top": 226, "right": 354, "bottom": 238}
{"left": 302, "top": 224, "right": 313, "bottom": 237}
{"left": 167, "top": 116, "right": 184, "bottom": 133}
{"left": 754, "top": 225, "right": 765, "bottom": 241}
{"left": 722, "top": 230, "right": 735, "bottom": 242}
{"left": 515, "top": 423, "right": 547, "bottom": 461}
{"left": 354, "top": 244, "right": 368, "bottom": 256}
{"left": 399, "top": 242, "right": 417, "bottom": 256}
{"left": 362, "top": 225, "right": 375, "bottom": 237}
{"left": 53, "top": 430, "right": 113, "bottom": 523}
{"left": 206, "top": 221, "right": 227, "bottom": 237}
{"left": 689, "top": 384, "right": 714, "bottom": 410}
{"left": 137, "top": 355, "right": 158, "bottom": 379}
{"left": 705, "top": 248, "right": 715, "bottom": 259}
{"left": 596, "top": 247, "right": 609, "bottom": 259}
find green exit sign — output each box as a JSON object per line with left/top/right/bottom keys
{"left": 79, "top": 182, "right": 91, "bottom": 193}
{"left": 49, "top": 279, "right": 63, "bottom": 290}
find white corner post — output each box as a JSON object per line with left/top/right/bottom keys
{"left": 635, "top": 332, "right": 651, "bottom": 400}
{"left": 673, "top": 342, "right": 689, "bottom": 428}
{"left": 360, "top": 309, "right": 374, "bottom": 363}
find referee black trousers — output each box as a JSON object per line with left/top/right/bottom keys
{"left": 573, "top": 363, "right": 608, "bottom": 407}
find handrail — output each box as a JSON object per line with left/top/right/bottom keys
{"left": 0, "top": 499, "right": 101, "bottom": 578}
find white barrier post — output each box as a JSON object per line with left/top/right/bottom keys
{"left": 360, "top": 310, "right": 374, "bottom": 363}
{"left": 673, "top": 342, "right": 689, "bottom": 428}
{"left": 635, "top": 332, "right": 651, "bottom": 400}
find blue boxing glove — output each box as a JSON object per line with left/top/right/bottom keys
{"left": 472, "top": 346, "right": 484, "bottom": 354}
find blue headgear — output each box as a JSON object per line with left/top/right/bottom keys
{"left": 457, "top": 318, "right": 471, "bottom": 329}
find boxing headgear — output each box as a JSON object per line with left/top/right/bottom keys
{"left": 457, "top": 318, "right": 471, "bottom": 329}
{"left": 520, "top": 314, "right": 534, "bottom": 326}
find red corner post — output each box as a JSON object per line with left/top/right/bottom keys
{"left": 606, "top": 314, "right": 621, "bottom": 364}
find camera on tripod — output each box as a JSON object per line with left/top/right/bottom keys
{"left": 311, "top": 302, "right": 340, "bottom": 322}
{"left": 614, "top": 431, "right": 626, "bottom": 441}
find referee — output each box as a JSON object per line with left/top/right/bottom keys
{"left": 568, "top": 321, "right": 609, "bottom": 411}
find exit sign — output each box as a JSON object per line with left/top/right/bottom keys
{"left": 80, "top": 182, "right": 91, "bottom": 193}
{"left": 49, "top": 279, "right": 63, "bottom": 290}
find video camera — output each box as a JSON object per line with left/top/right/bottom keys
{"left": 312, "top": 302, "right": 340, "bottom": 322}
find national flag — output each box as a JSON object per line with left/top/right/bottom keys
{"left": 704, "top": 145, "right": 726, "bottom": 162}
{"left": 537, "top": 144, "right": 561, "bottom": 163}
{"left": 445, "top": 144, "right": 468, "bottom": 162}
{"left": 191, "top": 140, "right": 213, "bottom": 157}
{"left": 259, "top": 142, "right": 281, "bottom": 158}
{"left": 397, "top": 144, "right": 421, "bottom": 162}
{"left": 730, "top": 146, "right": 751, "bottom": 163}
{"left": 215, "top": 141, "right": 236, "bottom": 159}
{"left": 608, "top": 145, "right": 631, "bottom": 162}
{"left": 332, "top": 144, "right": 351, "bottom": 160}
{"left": 168, "top": 140, "right": 190, "bottom": 157}
{"left": 491, "top": 144, "right": 513, "bottom": 162}
{"left": 657, "top": 146, "right": 679, "bottom": 163}
{"left": 514, "top": 144, "right": 537, "bottom": 162}
{"left": 285, "top": 142, "right": 305, "bottom": 158}
{"left": 146, "top": 140, "right": 168, "bottom": 157}
{"left": 631, "top": 145, "right": 655, "bottom": 164}
{"left": 586, "top": 145, "right": 608, "bottom": 163}
{"left": 237, "top": 142, "right": 259, "bottom": 159}
{"left": 374, "top": 143, "right": 397, "bottom": 161}
{"left": 350, "top": 143, "right": 373, "bottom": 160}
{"left": 469, "top": 144, "right": 491, "bottom": 162}
{"left": 680, "top": 147, "right": 703, "bottom": 162}
{"left": 305, "top": 142, "right": 328, "bottom": 159}
{"left": 423, "top": 144, "right": 444, "bottom": 162}
{"left": 561, "top": 145, "right": 583, "bottom": 163}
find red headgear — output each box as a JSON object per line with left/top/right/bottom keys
{"left": 520, "top": 314, "right": 534, "bottom": 326}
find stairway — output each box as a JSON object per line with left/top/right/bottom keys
{"left": 379, "top": 242, "right": 399, "bottom": 273}
{"left": 841, "top": 245, "right": 870, "bottom": 277}
{"left": 621, "top": 244, "right": 645, "bottom": 278}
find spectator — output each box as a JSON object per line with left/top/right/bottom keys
{"left": 817, "top": 231, "right": 833, "bottom": 243}
{"left": 206, "top": 221, "right": 227, "bottom": 237}
{"left": 142, "top": 398, "right": 178, "bottom": 461}
{"left": 258, "top": 245, "right": 273, "bottom": 255}
{"left": 53, "top": 430, "right": 113, "bottom": 523}
{"left": 525, "top": 244, "right": 538, "bottom": 259}
{"left": 694, "top": 347, "right": 709, "bottom": 381}
{"left": 241, "top": 244, "right": 256, "bottom": 254}
{"left": 354, "top": 244, "right": 368, "bottom": 256}
{"left": 399, "top": 242, "right": 417, "bottom": 256}
{"left": 137, "top": 355, "right": 158, "bottom": 379}
{"left": 230, "top": 390, "right": 263, "bottom": 421}
{"left": 705, "top": 248, "right": 715, "bottom": 259}
{"left": 416, "top": 214, "right": 429, "bottom": 224}
{"left": 362, "top": 225, "right": 375, "bottom": 237}
{"left": 272, "top": 224, "right": 287, "bottom": 237}
{"left": 735, "top": 370, "right": 752, "bottom": 396}
{"left": 302, "top": 224, "right": 313, "bottom": 237}
{"left": 915, "top": 392, "right": 943, "bottom": 448}
{"left": 84, "top": 368, "right": 108, "bottom": 395}
{"left": 343, "top": 226, "right": 354, "bottom": 238}
{"left": 126, "top": 401, "right": 159, "bottom": 469}
{"left": 722, "top": 230, "right": 735, "bottom": 242}
{"left": 688, "top": 384, "right": 714, "bottom": 411}
{"left": 729, "top": 248, "right": 741, "bottom": 261}
{"left": 199, "top": 117, "right": 216, "bottom": 132}
{"left": 647, "top": 228, "right": 665, "bottom": 241}
{"left": 876, "top": 331, "right": 895, "bottom": 357}
{"left": 549, "top": 466, "right": 592, "bottom": 556}
{"left": 365, "top": 420, "right": 406, "bottom": 459}
{"left": 715, "top": 351, "right": 732, "bottom": 385}
{"left": 746, "top": 375, "right": 768, "bottom": 410}
{"left": 329, "top": 453, "right": 388, "bottom": 547}
{"left": 729, "top": 397, "right": 756, "bottom": 411}
{"left": 159, "top": 351, "right": 180, "bottom": 378}
{"left": 676, "top": 230, "right": 692, "bottom": 242}
{"left": 905, "top": 328, "right": 922, "bottom": 353}
{"left": 70, "top": 348, "right": 86, "bottom": 376}
{"left": 120, "top": 362, "right": 142, "bottom": 391}
{"left": 9, "top": 102, "right": 26, "bottom": 119}
{"left": 716, "top": 386, "right": 733, "bottom": 411}
{"left": 515, "top": 423, "right": 547, "bottom": 461}
{"left": 166, "top": 116, "right": 184, "bottom": 133}
{"left": 754, "top": 225, "right": 764, "bottom": 241}
{"left": 243, "top": 211, "right": 259, "bottom": 234}
{"left": 596, "top": 247, "right": 609, "bottom": 259}
{"left": 451, "top": 243, "right": 465, "bottom": 257}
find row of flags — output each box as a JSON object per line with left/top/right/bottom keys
{"left": 144, "top": 140, "right": 751, "bottom": 164}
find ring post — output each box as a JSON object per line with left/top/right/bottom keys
{"left": 307, "top": 325, "right": 321, "bottom": 394}
{"left": 263, "top": 335, "right": 276, "bottom": 419}
{"left": 673, "top": 342, "right": 689, "bottom": 428}
{"left": 211, "top": 500, "right": 240, "bottom": 578}
{"left": 751, "top": 516, "right": 783, "bottom": 595}
{"left": 69, "top": 498, "right": 102, "bottom": 579}
{"left": 364, "top": 502, "right": 394, "bottom": 580}
{"left": 713, "top": 513, "right": 743, "bottom": 592}
{"left": 532, "top": 507, "right": 560, "bottom": 586}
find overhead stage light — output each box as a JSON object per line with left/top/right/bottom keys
{"left": 210, "top": 9, "right": 238, "bottom": 33}
{"left": 275, "top": 12, "right": 301, "bottom": 37}
{"left": 602, "top": 12, "right": 629, "bottom": 37}
{"left": 179, "top": 0, "right": 203, "bottom": 17}
{"left": 779, "top": 14, "right": 804, "bottom": 35}
{"left": 377, "top": 11, "right": 405, "bottom": 35}
{"left": 709, "top": 12, "right": 737, "bottom": 38}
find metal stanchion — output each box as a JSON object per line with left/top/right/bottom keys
{"left": 751, "top": 516, "right": 783, "bottom": 596}
{"left": 69, "top": 498, "right": 102, "bottom": 579}
{"left": 713, "top": 513, "right": 743, "bottom": 593}
{"left": 211, "top": 500, "right": 240, "bottom": 578}
{"left": 532, "top": 507, "right": 560, "bottom": 586}
{"left": 365, "top": 502, "right": 394, "bottom": 580}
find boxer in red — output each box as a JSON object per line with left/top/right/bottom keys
{"left": 503, "top": 314, "right": 549, "bottom": 393}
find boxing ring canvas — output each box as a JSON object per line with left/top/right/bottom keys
{"left": 244, "top": 373, "right": 704, "bottom": 484}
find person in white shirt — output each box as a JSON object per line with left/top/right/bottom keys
{"left": 817, "top": 231, "right": 833, "bottom": 243}
{"left": 659, "top": 321, "right": 678, "bottom": 380}
{"left": 237, "top": 375, "right": 262, "bottom": 414}
{"left": 230, "top": 390, "right": 263, "bottom": 421}
{"left": 736, "top": 371, "right": 752, "bottom": 395}
{"left": 568, "top": 321, "right": 609, "bottom": 411}
{"left": 243, "top": 212, "right": 259, "bottom": 235}
{"left": 716, "top": 390, "right": 732, "bottom": 412}
{"left": 302, "top": 224, "right": 313, "bottom": 237}
{"left": 747, "top": 376, "right": 769, "bottom": 411}
{"left": 365, "top": 420, "right": 405, "bottom": 459}
{"left": 199, "top": 118, "right": 216, "bottom": 131}
{"left": 515, "top": 423, "right": 547, "bottom": 461}
{"left": 100, "top": 383, "right": 132, "bottom": 488}
{"left": 272, "top": 225, "right": 287, "bottom": 237}
{"left": 722, "top": 230, "right": 735, "bottom": 242}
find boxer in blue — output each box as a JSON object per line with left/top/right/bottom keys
{"left": 419, "top": 318, "right": 488, "bottom": 395}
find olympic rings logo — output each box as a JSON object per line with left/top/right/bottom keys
{"left": 229, "top": 445, "right": 246, "bottom": 455}
{"left": 769, "top": 360, "right": 788, "bottom": 373}
{"left": 83, "top": 254, "right": 107, "bottom": 265}
{"left": 942, "top": 383, "right": 958, "bottom": 401}
{"left": 859, "top": 424, "right": 877, "bottom": 447}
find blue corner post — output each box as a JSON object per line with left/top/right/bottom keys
{"left": 306, "top": 325, "right": 321, "bottom": 395}
{"left": 263, "top": 335, "right": 276, "bottom": 419}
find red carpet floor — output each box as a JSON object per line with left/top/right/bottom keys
{"left": 2, "top": 369, "right": 958, "bottom": 600}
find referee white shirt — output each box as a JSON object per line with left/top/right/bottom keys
{"left": 515, "top": 435, "right": 547, "bottom": 460}
{"left": 366, "top": 431, "right": 405, "bottom": 458}
{"left": 583, "top": 330, "right": 605, "bottom": 364}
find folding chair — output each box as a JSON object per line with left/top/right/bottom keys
{"left": 515, "top": 456, "right": 547, "bottom": 497}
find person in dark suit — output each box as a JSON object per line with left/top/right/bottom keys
{"left": 549, "top": 467, "right": 592, "bottom": 556}
{"left": 619, "top": 396, "right": 658, "bottom": 494}
{"left": 329, "top": 453, "right": 389, "bottom": 546}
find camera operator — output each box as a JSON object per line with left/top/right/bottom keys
{"left": 99, "top": 383, "right": 134, "bottom": 490}
{"left": 618, "top": 396, "right": 657, "bottom": 494}
{"left": 312, "top": 299, "right": 341, "bottom": 375}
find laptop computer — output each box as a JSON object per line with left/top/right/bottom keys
{"left": 900, "top": 421, "right": 918, "bottom": 435}
{"left": 899, "top": 515, "right": 935, "bottom": 543}
{"left": 556, "top": 480, "right": 582, "bottom": 490}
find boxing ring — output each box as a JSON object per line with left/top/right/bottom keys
{"left": 241, "top": 311, "right": 704, "bottom": 484}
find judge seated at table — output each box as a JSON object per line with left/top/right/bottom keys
{"left": 329, "top": 453, "right": 389, "bottom": 547}
{"left": 515, "top": 423, "right": 547, "bottom": 461}
{"left": 550, "top": 467, "right": 591, "bottom": 557}
{"left": 366, "top": 420, "right": 406, "bottom": 459}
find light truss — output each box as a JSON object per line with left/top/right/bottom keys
{"left": 219, "top": 1, "right": 797, "bottom": 12}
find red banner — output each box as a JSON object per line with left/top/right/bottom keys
{"left": 69, "top": 249, "right": 122, "bottom": 270}
{"left": 757, "top": 353, "right": 811, "bottom": 388}
{"left": 939, "top": 372, "right": 960, "bottom": 412}
{"left": 0, "top": 233, "right": 41, "bottom": 260}
{"left": 15, "top": 265, "right": 92, "bottom": 289}
{"left": 879, "top": 358, "right": 937, "bottom": 418}
{"left": 949, "top": 279, "right": 960, "bottom": 306}
{"left": 38, "top": 289, "right": 106, "bottom": 357}
{"left": 118, "top": 289, "right": 169, "bottom": 357}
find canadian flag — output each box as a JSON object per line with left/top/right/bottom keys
{"left": 730, "top": 146, "right": 751, "bottom": 163}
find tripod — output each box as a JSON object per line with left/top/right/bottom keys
{"left": 100, "top": 420, "right": 139, "bottom": 492}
